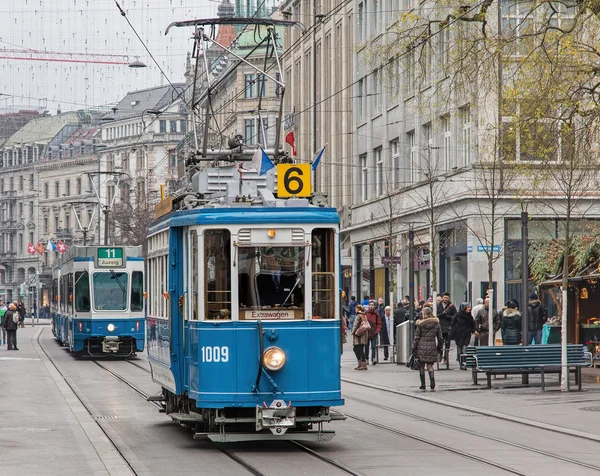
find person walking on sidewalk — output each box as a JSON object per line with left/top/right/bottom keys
{"left": 352, "top": 305, "right": 369, "bottom": 370}
{"left": 347, "top": 296, "right": 358, "bottom": 337}
{"left": 436, "top": 292, "right": 457, "bottom": 365}
{"left": 475, "top": 298, "right": 500, "bottom": 346}
{"left": 380, "top": 306, "right": 392, "bottom": 361}
{"left": 17, "top": 301, "right": 26, "bottom": 328}
{"left": 501, "top": 300, "right": 522, "bottom": 345}
{"left": 412, "top": 306, "right": 443, "bottom": 390}
{"left": 366, "top": 301, "right": 382, "bottom": 365}
{"left": 2, "top": 303, "right": 19, "bottom": 350}
{"left": 0, "top": 300, "right": 7, "bottom": 345}
{"left": 450, "top": 302, "right": 475, "bottom": 369}
{"left": 527, "top": 293, "right": 547, "bottom": 345}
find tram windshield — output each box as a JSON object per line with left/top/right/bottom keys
{"left": 93, "top": 271, "right": 129, "bottom": 311}
{"left": 238, "top": 246, "right": 305, "bottom": 320}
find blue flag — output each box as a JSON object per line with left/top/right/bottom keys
{"left": 252, "top": 147, "right": 275, "bottom": 176}
{"left": 311, "top": 144, "right": 327, "bottom": 171}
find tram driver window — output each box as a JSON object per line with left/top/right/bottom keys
{"left": 204, "top": 229, "right": 231, "bottom": 320}
{"left": 75, "top": 271, "right": 90, "bottom": 312}
{"left": 312, "top": 228, "right": 336, "bottom": 319}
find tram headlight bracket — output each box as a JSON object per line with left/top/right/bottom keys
{"left": 263, "top": 346, "right": 286, "bottom": 371}
{"left": 107, "top": 323, "right": 116, "bottom": 333}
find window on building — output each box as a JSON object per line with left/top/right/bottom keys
{"left": 44, "top": 216, "right": 49, "bottom": 233}
{"left": 18, "top": 233, "right": 23, "bottom": 252}
{"left": 65, "top": 212, "right": 70, "bottom": 232}
{"left": 405, "top": 49, "right": 415, "bottom": 96}
{"left": 180, "top": 120, "right": 187, "bottom": 132}
{"left": 244, "top": 73, "right": 256, "bottom": 98}
{"left": 0, "top": 179, "right": 3, "bottom": 193}
{"left": 168, "top": 150, "right": 177, "bottom": 169}
{"left": 44, "top": 182, "right": 49, "bottom": 199}
{"left": 55, "top": 181, "right": 60, "bottom": 198}
{"left": 19, "top": 203, "right": 23, "bottom": 218}
{"left": 391, "top": 139, "right": 400, "bottom": 186}
{"left": 357, "top": 79, "right": 364, "bottom": 121}
{"left": 360, "top": 153, "right": 368, "bottom": 201}
{"left": 371, "top": 0, "right": 379, "bottom": 36}
{"left": 77, "top": 177, "right": 82, "bottom": 195}
{"left": 29, "top": 201, "right": 34, "bottom": 218}
{"left": 107, "top": 185, "right": 115, "bottom": 205}
{"left": 65, "top": 179, "right": 71, "bottom": 196}
{"left": 170, "top": 120, "right": 177, "bottom": 133}
{"left": 442, "top": 115, "right": 452, "bottom": 169}
{"left": 460, "top": 106, "right": 472, "bottom": 166}
{"left": 372, "top": 69, "right": 381, "bottom": 114}
{"left": 29, "top": 173, "right": 34, "bottom": 190}
{"left": 18, "top": 175, "right": 23, "bottom": 191}
{"left": 407, "top": 130, "right": 416, "bottom": 183}
{"left": 375, "top": 148, "right": 383, "bottom": 195}
{"left": 159, "top": 120, "right": 167, "bottom": 133}
{"left": 54, "top": 215, "right": 59, "bottom": 232}
{"left": 29, "top": 232, "right": 34, "bottom": 244}
{"left": 439, "top": 24, "right": 450, "bottom": 75}
{"left": 244, "top": 119, "right": 256, "bottom": 144}
{"left": 357, "top": 2, "right": 364, "bottom": 42}
{"left": 258, "top": 118, "right": 268, "bottom": 147}
{"left": 9, "top": 177, "right": 14, "bottom": 191}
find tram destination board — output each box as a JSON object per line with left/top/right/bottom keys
{"left": 97, "top": 247, "right": 124, "bottom": 267}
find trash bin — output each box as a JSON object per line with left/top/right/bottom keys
{"left": 395, "top": 321, "right": 411, "bottom": 364}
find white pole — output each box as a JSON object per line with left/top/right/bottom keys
{"left": 561, "top": 288, "right": 569, "bottom": 391}
{"left": 488, "top": 288, "right": 495, "bottom": 346}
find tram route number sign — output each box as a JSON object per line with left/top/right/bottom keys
{"left": 97, "top": 247, "right": 123, "bottom": 267}
{"left": 277, "top": 163, "right": 311, "bottom": 198}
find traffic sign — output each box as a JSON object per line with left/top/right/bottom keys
{"left": 277, "top": 163, "right": 311, "bottom": 197}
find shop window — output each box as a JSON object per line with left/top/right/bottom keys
{"left": 205, "top": 229, "right": 231, "bottom": 319}
{"left": 312, "top": 228, "right": 336, "bottom": 319}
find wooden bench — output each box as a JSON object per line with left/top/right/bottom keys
{"left": 464, "top": 344, "right": 592, "bottom": 391}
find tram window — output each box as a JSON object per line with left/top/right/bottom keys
{"left": 191, "top": 230, "right": 198, "bottom": 320}
{"left": 75, "top": 272, "right": 90, "bottom": 312}
{"left": 52, "top": 279, "right": 58, "bottom": 312}
{"left": 312, "top": 228, "right": 336, "bottom": 319}
{"left": 92, "top": 272, "right": 129, "bottom": 311}
{"left": 67, "top": 273, "right": 74, "bottom": 314}
{"left": 238, "top": 246, "right": 304, "bottom": 318}
{"left": 204, "top": 229, "right": 231, "bottom": 320}
{"left": 130, "top": 271, "right": 143, "bottom": 311}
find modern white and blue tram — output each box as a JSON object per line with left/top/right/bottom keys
{"left": 146, "top": 168, "right": 345, "bottom": 442}
{"left": 51, "top": 245, "right": 145, "bottom": 356}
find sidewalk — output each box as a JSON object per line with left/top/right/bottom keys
{"left": 341, "top": 339, "right": 600, "bottom": 439}
{"left": 0, "top": 326, "right": 133, "bottom": 476}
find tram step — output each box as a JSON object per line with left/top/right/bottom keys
{"left": 197, "top": 430, "right": 336, "bottom": 442}
{"left": 170, "top": 412, "right": 204, "bottom": 423}
{"left": 147, "top": 394, "right": 165, "bottom": 402}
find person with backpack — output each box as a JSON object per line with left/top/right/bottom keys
{"left": 365, "top": 300, "right": 382, "bottom": 365}
{"left": 2, "top": 302, "right": 19, "bottom": 350}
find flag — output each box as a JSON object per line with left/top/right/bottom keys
{"left": 57, "top": 240, "right": 67, "bottom": 254}
{"left": 251, "top": 147, "right": 275, "bottom": 176}
{"left": 285, "top": 131, "right": 297, "bottom": 156}
{"left": 46, "top": 240, "right": 56, "bottom": 252}
{"left": 27, "top": 243, "right": 36, "bottom": 255}
{"left": 311, "top": 143, "right": 327, "bottom": 171}
{"left": 35, "top": 242, "right": 44, "bottom": 255}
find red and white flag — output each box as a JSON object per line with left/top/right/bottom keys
{"left": 285, "top": 131, "right": 297, "bottom": 156}
{"left": 27, "top": 242, "right": 36, "bottom": 255}
{"left": 56, "top": 240, "right": 67, "bottom": 254}
{"left": 35, "top": 242, "right": 44, "bottom": 255}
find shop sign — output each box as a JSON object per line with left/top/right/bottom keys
{"left": 477, "top": 245, "right": 501, "bottom": 253}
{"left": 381, "top": 256, "right": 401, "bottom": 265}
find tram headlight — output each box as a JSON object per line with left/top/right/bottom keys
{"left": 107, "top": 323, "right": 116, "bottom": 333}
{"left": 263, "top": 346, "right": 286, "bottom": 371}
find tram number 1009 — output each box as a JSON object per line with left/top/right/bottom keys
{"left": 201, "top": 346, "right": 230, "bottom": 363}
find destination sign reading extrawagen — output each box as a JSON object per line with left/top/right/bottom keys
{"left": 245, "top": 310, "right": 295, "bottom": 319}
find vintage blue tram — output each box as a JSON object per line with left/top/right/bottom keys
{"left": 146, "top": 168, "right": 345, "bottom": 442}
{"left": 51, "top": 245, "right": 145, "bottom": 356}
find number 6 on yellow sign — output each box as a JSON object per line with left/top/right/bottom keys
{"left": 276, "top": 163, "right": 312, "bottom": 197}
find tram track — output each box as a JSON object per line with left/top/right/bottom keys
{"left": 96, "top": 358, "right": 364, "bottom": 476}
{"left": 344, "top": 394, "right": 600, "bottom": 473}
{"left": 34, "top": 328, "right": 140, "bottom": 476}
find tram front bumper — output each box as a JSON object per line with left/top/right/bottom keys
{"left": 101, "top": 336, "right": 121, "bottom": 353}
{"left": 256, "top": 399, "right": 296, "bottom": 435}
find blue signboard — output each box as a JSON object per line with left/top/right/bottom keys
{"left": 477, "top": 245, "right": 501, "bottom": 252}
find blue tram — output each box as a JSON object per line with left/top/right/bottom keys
{"left": 51, "top": 245, "right": 145, "bottom": 356}
{"left": 146, "top": 168, "right": 345, "bottom": 442}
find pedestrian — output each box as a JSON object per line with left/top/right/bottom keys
{"left": 501, "top": 300, "right": 522, "bottom": 345}
{"left": 0, "top": 300, "right": 7, "bottom": 344}
{"left": 436, "top": 292, "right": 457, "bottom": 365}
{"left": 380, "top": 305, "right": 392, "bottom": 361}
{"left": 17, "top": 300, "right": 26, "bottom": 328}
{"left": 352, "top": 305, "right": 369, "bottom": 370}
{"left": 402, "top": 296, "right": 410, "bottom": 309}
{"left": 361, "top": 295, "right": 370, "bottom": 306}
{"left": 365, "top": 300, "right": 382, "bottom": 365}
{"left": 412, "top": 306, "right": 442, "bottom": 390}
{"left": 2, "top": 302, "right": 19, "bottom": 350}
{"left": 475, "top": 298, "right": 500, "bottom": 346}
{"left": 470, "top": 297, "right": 484, "bottom": 345}
{"left": 347, "top": 295, "right": 358, "bottom": 336}
{"left": 527, "top": 292, "right": 547, "bottom": 344}
{"left": 450, "top": 302, "right": 475, "bottom": 369}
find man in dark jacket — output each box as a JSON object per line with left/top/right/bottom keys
{"left": 393, "top": 302, "right": 407, "bottom": 344}
{"left": 365, "top": 301, "right": 382, "bottom": 365}
{"left": 347, "top": 296, "right": 358, "bottom": 334}
{"left": 2, "top": 303, "right": 19, "bottom": 350}
{"left": 436, "top": 292, "right": 456, "bottom": 362}
{"left": 527, "top": 293, "right": 547, "bottom": 345}
{"left": 475, "top": 298, "right": 501, "bottom": 346}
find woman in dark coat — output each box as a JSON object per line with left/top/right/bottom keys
{"left": 501, "top": 300, "right": 522, "bottom": 345}
{"left": 412, "top": 307, "right": 443, "bottom": 390}
{"left": 2, "top": 303, "right": 19, "bottom": 350}
{"left": 17, "top": 301, "right": 26, "bottom": 328}
{"left": 451, "top": 302, "right": 476, "bottom": 369}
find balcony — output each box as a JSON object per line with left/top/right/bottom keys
{"left": 0, "top": 251, "right": 16, "bottom": 261}
{"left": 1, "top": 220, "right": 18, "bottom": 232}
{"left": 55, "top": 228, "right": 72, "bottom": 240}
{"left": 0, "top": 190, "right": 17, "bottom": 201}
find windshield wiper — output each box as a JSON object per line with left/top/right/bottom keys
{"left": 109, "top": 270, "right": 127, "bottom": 296}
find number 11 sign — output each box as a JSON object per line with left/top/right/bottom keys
{"left": 97, "top": 247, "right": 124, "bottom": 267}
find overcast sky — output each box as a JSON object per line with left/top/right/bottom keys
{"left": 0, "top": 0, "right": 218, "bottom": 114}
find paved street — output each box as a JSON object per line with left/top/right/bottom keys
{"left": 2, "top": 324, "right": 600, "bottom": 476}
